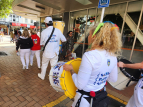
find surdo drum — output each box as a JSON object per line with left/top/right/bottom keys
{"left": 109, "top": 57, "right": 141, "bottom": 90}
{"left": 49, "top": 58, "right": 81, "bottom": 99}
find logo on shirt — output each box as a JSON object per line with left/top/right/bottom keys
{"left": 107, "top": 59, "right": 110, "bottom": 66}
{"left": 33, "top": 39, "right": 37, "bottom": 44}
{"left": 49, "top": 35, "right": 58, "bottom": 42}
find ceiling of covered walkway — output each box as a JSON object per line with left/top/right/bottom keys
{"left": 12, "top": 0, "right": 137, "bottom": 20}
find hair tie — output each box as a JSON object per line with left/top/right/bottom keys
{"left": 111, "top": 27, "right": 118, "bottom": 31}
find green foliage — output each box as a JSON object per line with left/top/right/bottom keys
{"left": 0, "top": 0, "right": 13, "bottom": 18}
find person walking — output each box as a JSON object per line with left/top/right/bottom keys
{"left": 38, "top": 17, "right": 66, "bottom": 80}
{"left": 118, "top": 61, "right": 143, "bottom": 107}
{"left": 62, "top": 31, "right": 74, "bottom": 60}
{"left": 16, "top": 29, "right": 33, "bottom": 69}
{"left": 63, "top": 22, "right": 122, "bottom": 107}
{"left": 30, "top": 29, "right": 41, "bottom": 69}
{"left": 10, "top": 30, "right": 14, "bottom": 43}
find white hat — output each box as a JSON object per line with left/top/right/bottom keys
{"left": 44, "top": 17, "right": 53, "bottom": 24}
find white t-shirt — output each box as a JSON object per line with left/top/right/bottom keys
{"left": 72, "top": 49, "right": 118, "bottom": 92}
{"left": 40, "top": 26, "right": 66, "bottom": 58}
{"left": 126, "top": 78, "right": 143, "bottom": 107}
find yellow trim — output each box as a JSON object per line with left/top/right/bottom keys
{"left": 43, "top": 95, "right": 67, "bottom": 107}
{"left": 107, "top": 94, "right": 127, "bottom": 105}
{"left": 43, "top": 94, "right": 127, "bottom": 107}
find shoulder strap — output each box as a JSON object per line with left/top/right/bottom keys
{"left": 42, "top": 27, "right": 55, "bottom": 51}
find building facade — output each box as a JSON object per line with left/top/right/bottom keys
{"left": 0, "top": 14, "right": 37, "bottom": 35}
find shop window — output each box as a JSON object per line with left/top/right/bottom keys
{"left": 70, "top": 10, "right": 88, "bottom": 58}
{"left": 9, "top": 15, "right": 12, "bottom": 21}
{"left": 16, "top": 16, "right": 19, "bottom": 22}
{"left": 31, "top": 20, "right": 33, "bottom": 23}
{"left": 25, "top": 18, "right": 28, "bottom": 23}
{"left": 13, "top": 15, "right": 16, "bottom": 22}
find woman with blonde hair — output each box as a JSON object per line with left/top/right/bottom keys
{"left": 16, "top": 29, "right": 33, "bottom": 69}
{"left": 63, "top": 22, "right": 122, "bottom": 107}
{"left": 30, "top": 29, "right": 41, "bottom": 69}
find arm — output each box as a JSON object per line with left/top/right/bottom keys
{"left": 30, "top": 38, "right": 34, "bottom": 48}
{"left": 16, "top": 39, "right": 20, "bottom": 51}
{"left": 60, "top": 31, "right": 66, "bottom": 43}
{"left": 118, "top": 61, "right": 143, "bottom": 69}
{"left": 63, "top": 54, "right": 92, "bottom": 90}
{"left": 40, "top": 32, "right": 44, "bottom": 47}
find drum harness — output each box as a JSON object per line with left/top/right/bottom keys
{"left": 75, "top": 85, "right": 107, "bottom": 107}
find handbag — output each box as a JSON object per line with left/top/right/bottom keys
{"left": 42, "top": 27, "right": 55, "bottom": 51}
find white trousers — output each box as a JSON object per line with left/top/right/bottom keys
{"left": 30, "top": 50, "right": 40, "bottom": 68}
{"left": 40, "top": 55, "right": 58, "bottom": 79}
{"left": 20, "top": 49, "right": 30, "bottom": 68}
{"left": 72, "top": 92, "right": 90, "bottom": 107}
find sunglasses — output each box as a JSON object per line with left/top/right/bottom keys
{"left": 92, "top": 21, "right": 118, "bottom": 37}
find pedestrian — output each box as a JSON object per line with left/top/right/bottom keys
{"left": 63, "top": 22, "right": 122, "bottom": 107}
{"left": 16, "top": 31, "right": 21, "bottom": 46}
{"left": 10, "top": 30, "right": 14, "bottom": 43}
{"left": 118, "top": 61, "right": 143, "bottom": 107}
{"left": 38, "top": 17, "right": 66, "bottom": 80}
{"left": 16, "top": 29, "right": 33, "bottom": 69}
{"left": 30, "top": 29, "right": 41, "bottom": 69}
{"left": 62, "top": 31, "right": 74, "bottom": 60}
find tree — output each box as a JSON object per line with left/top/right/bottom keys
{"left": 0, "top": 0, "right": 13, "bottom": 18}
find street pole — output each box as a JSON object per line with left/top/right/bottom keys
{"left": 100, "top": 7, "right": 105, "bottom": 22}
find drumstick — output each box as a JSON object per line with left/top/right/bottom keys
{"left": 90, "top": 91, "right": 96, "bottom": 107}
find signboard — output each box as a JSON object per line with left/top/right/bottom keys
{"left": 0, "top": 21, "right": 9, "bottom": 25}
{"left": 98, "top": 0, "right": 110, "bottom": 8}
{"left": 12, "top": 23, "right": 27, "bottom": 27}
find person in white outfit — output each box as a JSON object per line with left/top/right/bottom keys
{"left": 16, "top": 29, "right": 33, "bottom": 69}
{"left": 30, "top": 30, "right": 41, "bottom": 69}
{"left": 63, "top": 22, "right": 122, "bottom": 107}
{"left": 38, "top": 17, "right": 66, "bottom": 80}
{"left": 118, "top": 61, "right": 143, "bottom": 107}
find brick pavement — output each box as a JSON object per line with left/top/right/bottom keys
{"left": 0, "top": 43, "right": 64, "bottom": 107}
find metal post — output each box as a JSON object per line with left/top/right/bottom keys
{"left": 129, "top": 4, "right": 143, "bottom": 61}
{"left": 100, "top": 7, "right": 105, "bottom": 22}
{"left": 94, "top": 8, "right": 98, "bottom": 25}
{"left": 68, "top": 12, "right": 70, "bottom": 31}
{"left": 82, "top": 9, "right": 89, "bottom": 55}
{"left": 121, "top": 2, "right": 128, "bottom": 35}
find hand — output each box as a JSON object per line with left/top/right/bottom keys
{"left": 63, "top": 64, "right": 73, "bottom": 71}
{"left": 117, "top": 62, "right": 124, "bottom": 68}
{"left": 16, "top": 50, "right": 18, "bottom": 53}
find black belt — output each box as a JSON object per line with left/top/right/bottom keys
{"left": 75, "top": 87, "right": 105, "bottom": 107}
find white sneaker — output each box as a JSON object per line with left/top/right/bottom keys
{"left": 23, "top": 66, "right": 26, "bottom": 69}
{"left": 38, "top": 73, "right": 44, "bottom": 80}
{"left": 26, "top": 66, "right": 28, "bottom": 70}
{"left": 30, "top": 64, "right": 33, "bottom": 66}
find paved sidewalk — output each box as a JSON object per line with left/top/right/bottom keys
{"left": 0, "top": 40, "right": 64, "bottom": 107}
{"left": 0, "top": 36, "right": 135, "bottom": 107}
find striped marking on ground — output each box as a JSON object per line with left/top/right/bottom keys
{"left": 43, "top": 94, "right": 127, "bottom": 107}
{"left": 43, "top": 95, "right": 67, "bottom": 107}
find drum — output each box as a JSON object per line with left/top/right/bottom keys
{"left": 49, "top": 58, "right": 81, "bottom": 99}
{"left": 108, "top": 57, "right": 141, "bottom": 90}
{"left": 53, "top": 21, "right": 65, "bottom": 51}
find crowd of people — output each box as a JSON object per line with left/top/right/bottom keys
{"left": 8, "top": 16, "right": 143, "bottom": 107}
